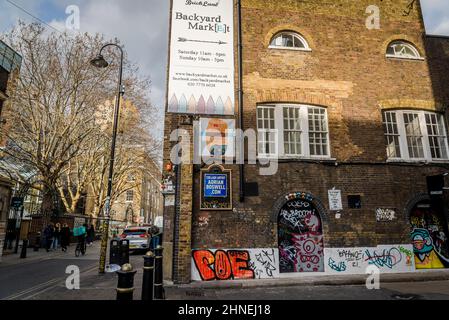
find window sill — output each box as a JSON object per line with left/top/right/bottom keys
{"left": 268, "top": 46, "right": 312, "bottom": 52}
{"left": 257, "top": 156, "right": 336, "bottom": 162}
{"left": 386, "top": 159, "right": 449, "bottom": 164}
{"left": 385, "top": 55, "right": 425, "bottom": 61}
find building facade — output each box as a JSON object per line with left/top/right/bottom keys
{"left": 0, "top": 40, "right": 21, "bottom": 260}
{"left": 162, "top": 0, "right": 449, "bottom": 283}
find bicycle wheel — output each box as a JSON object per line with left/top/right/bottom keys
{"left": 75, "top": 245, "right": 81, "bottom": 257}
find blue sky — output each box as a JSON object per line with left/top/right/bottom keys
{"left": 1, "top": 0, "right": 449, "bottom": 116}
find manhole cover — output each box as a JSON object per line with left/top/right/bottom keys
{"left": 392, "top": 294, "right": 421, "bottom": 300}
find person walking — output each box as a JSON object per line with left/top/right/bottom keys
{"left": 87, "top": 224, "right": 95, "bottom": 246}
{"left": 43, "top": 224, "right": 55, "bottom": 252}
{"left": 60, "top": 223, "right": 71, "bottom": 252}
{"left": 53, "top": 223, "right": 61, "bottom": 250}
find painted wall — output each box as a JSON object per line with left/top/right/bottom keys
{"left": 191, "top": 248, "right": 280, "bottom": 281}
{"left": 325, "top": 245, "right": 415, "bottom": 274}
{"left": 192, "top": 244, "right": 415, "bottom": 281}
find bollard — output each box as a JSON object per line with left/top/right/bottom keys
{"left": 154, "top": 245, "right": 165, "bottom": 300}
{"left": 20, "top": 239, "right": 28, "bottom": 259}
{"left": 34, "top": 234, "right": 40, "bottom": 252}
{"left": 116, "top": 263, "right": 137, "bottom": 301}
{"left": 141, "top": 251, "right": 155, "bottom": 301}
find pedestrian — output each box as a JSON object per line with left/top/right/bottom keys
{"left": 43, "top": 224, "right": 55, "bottom": 252}
{"left": 87, "top": 224, "right": 95, "bottom": 246}
{"left": 60, "top": 223, "right": 71, "bottom": 252}
{"left": 53, "top": 223, "right": 61, "bottom": 250}
{"left": 74, "top": 224, "right": 87, "bottom": 255}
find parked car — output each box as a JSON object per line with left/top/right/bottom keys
{"left": 120, "top": 227, "right": 151, "bottom": 252}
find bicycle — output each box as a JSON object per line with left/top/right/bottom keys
{"left": 75, "top": 237, "right": 87, "bottom": 257}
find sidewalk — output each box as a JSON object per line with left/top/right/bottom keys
{"left": 0, "top": 242, "right": 102, "bottom": 267}
{"left": 166, "top": 269, "right": 449, "bottom": 290}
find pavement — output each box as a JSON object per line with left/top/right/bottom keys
{"left": 2, "top": 244, "right": 449, "bottom": 300}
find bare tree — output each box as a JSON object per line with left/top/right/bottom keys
{"left": 1, "top": 22, "right": 161, "bottom": 216}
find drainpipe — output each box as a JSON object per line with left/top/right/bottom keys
{"left": 237, "top": 0, "right": 245, "bottom": 202}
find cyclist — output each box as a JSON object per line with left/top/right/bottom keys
{"left": 74, "top": 224, "right": 87, "bottom": 256}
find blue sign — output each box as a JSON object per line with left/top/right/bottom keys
{"left": 204, "top": 174, "right": 228, "bottom": 198}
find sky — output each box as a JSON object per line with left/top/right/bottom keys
{"left": 0, "top": 0, "right": 449, "bottom": 121}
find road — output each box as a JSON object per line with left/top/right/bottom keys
{"left": 0, "top": 247, "right": 100, "bottom": 300}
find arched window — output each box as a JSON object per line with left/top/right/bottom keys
{"left": 386, "top": 40, "right": 423, "bottom": 60}
{"left": 269, "top": 32, "right": 311, "bottom": 51}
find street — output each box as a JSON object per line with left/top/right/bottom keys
{"left": 2, "top": 242, "right": 449, "bottom": 300}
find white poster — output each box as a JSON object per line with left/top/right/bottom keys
{"left": 328, "top": 189, "right": 343, "bottom": 211}
{"left": 168, "top": 0, "right": 235, "bottom": 115}
{"left": 200, "top": 118, "right": 235, "bottom": 158}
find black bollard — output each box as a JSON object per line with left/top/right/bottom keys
{"left": 20, "top": 239, "right": 28, "bottom": 259}
{"left": 141, "top": 251, "right": 155, "bottom": 301}
{"left": 34, "top": 233, "right": 41, "bottom": 252}
{"left": 154, "top": 245, "right": 165, "bottom": 300}
{"left": 116, "top": 264, "right": 137, "bottom": 301}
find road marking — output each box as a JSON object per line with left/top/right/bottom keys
{"left": 3, "top": 264, "right": 99, "bottom": 300}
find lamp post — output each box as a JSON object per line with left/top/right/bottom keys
{"left": 90, "top": 43, "right": 124, "bottom": 274}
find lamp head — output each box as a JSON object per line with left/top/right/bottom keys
{"left": 90, "top": 54, "right": 109, "bottom": 68}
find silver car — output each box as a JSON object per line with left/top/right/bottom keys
{"left": 121, "top": 227, "right": 151, "bottom": 252}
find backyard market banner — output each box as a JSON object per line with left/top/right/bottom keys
{"left": 167, "top": 0, "right": 235, "bottom": 115}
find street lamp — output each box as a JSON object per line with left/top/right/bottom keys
{"left": 90, "top": 43, "right": 124, "bottom": 274}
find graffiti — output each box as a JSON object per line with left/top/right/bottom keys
{"left": 411, "top": 228, "right": 446, "bottom": 269}
{"left": 365, "top": 248, "right": 402, "bottom": 269}
{"left": 198, "top": 216, "right": 209, "bottom": 228}
{"left": 293, "top": 233, "right": 324, "bottom": 272}
{"left": 280, "top": 210, "right": 304, "bottom": 229}
{"left": 192, "top": 249, "right": 279, "bottom": 281}
{"left": 410, "top": 204, "right": 449, "bottom": 269}
{"left": 278, "top": 197, "right": 324, "bottom": 273}
{"left": 398, "top": 246, "right": 414, "bottom": 266}
{"left": 252, "top": 249, "right": 277, "bottom": 279}
{"left": 325, "top": 245, "right": 415, "bottom": 274}
{"left": 328, "top": 258, "right": 347, "bottom": 272}
{"left": 375, "top": 208, "right": 396, "bottom": 222}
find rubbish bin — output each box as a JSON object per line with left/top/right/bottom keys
{"left": 119, "top": 239, "right": 130, "bottom": 265}
{"left": 110, "top": 239, "right": 121, "bottom": 266}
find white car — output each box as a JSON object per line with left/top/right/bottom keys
{"left": 121, "top": 227, "right": 151, "bottom": 252}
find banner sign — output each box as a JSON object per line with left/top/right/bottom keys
{"left": 168, "top": 0, "right": 235, "bottom": 115}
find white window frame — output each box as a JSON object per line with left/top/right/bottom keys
{"left": 383, "top": 110, "right": 449, "bottom": 162}
{"left": 268, "top": 32, "right": 312, "bottom": 52}
{"left": 385, "top": 41, "right": 424, "bottom": 61}
{"left": 257, "top": 104, "right": 331, "bottom": 160}
{"left": 125, "top": 190, "right": 134, "bottom": 203}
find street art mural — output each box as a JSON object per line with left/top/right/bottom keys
{"left": 325, "top": 245, "right": 415, "bottom": 274}
{"left": 191, "top": 249, "right": 280, "bottom": 281}
{"left": 278, "top": 195, "right": 325, "bottom": 273}
{"left": 410, "top": 202, "right": 449, "bottom": 269}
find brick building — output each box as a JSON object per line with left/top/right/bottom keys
{"left": 162, "top": 0, "right": 449, "bottom": 283}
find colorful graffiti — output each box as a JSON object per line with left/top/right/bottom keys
{"left": 411, "top": 228, "right": 448, "bottom": 269}
{"left": 325, "top": 245, "right": 415, "bottom": 274}
{"left": 410, "top": 203, "right": 449, "bottom": 269}
{"left": 191, "top": 249, "right": 280, "bottom": 281}
{"left": 278, "top": 198, "right": 324, "bottom": 273}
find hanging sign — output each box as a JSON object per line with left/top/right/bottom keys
{"left": 200, "top": 165, "right": 232, "bottom": 210}
{"left": 167, "top": 0, "right": 235, "bottom": 115}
